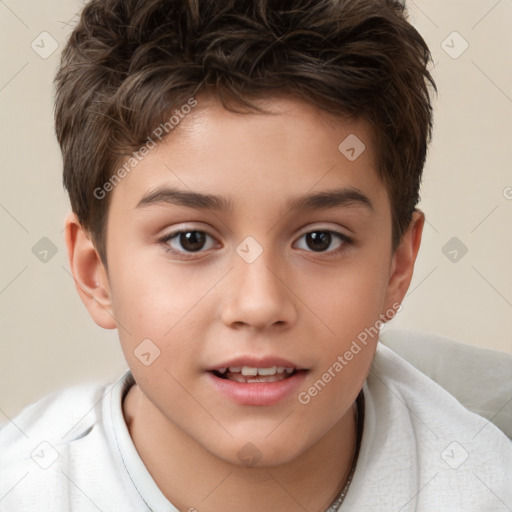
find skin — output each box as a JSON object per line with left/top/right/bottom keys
{"left": 65, "top": 93, "right": 424, "bottom": 511}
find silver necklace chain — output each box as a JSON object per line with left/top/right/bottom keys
{"left": 325, "top": 391, "right": 365, "bottom": 511}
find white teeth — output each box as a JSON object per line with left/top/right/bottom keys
{"left": 257, "top": 366, "right": 277, "bottom": 376}
{"left": 222, "top": 366, "right": 296, "bottom": 377}
{"left": 241, "top": 366, "right": 258, "bottom": 376}
{"left": 229, "top": 374, "right": 287, "bottom": 383}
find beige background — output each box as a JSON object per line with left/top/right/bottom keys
{"left": 1, "top": 0, "right": 511, "bottom": 425}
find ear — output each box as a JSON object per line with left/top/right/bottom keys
{"left": 381, "top": 210, "right": 424, "bottom": 320}
{"left": 64, "top": 212, "right": 117, "bottom": 329}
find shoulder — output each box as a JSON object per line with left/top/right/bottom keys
{"left": 374, "top": 333, "right": 512, "bottom": 439}
{"left": 355, "top": 341, "right": 512, "bottom": 510}
{"left": 369, "top": 340, "right": 512, "bottom": 443}
{"left": 380, "top": 328, "right": 512, "bottom": 438}
{"left": 0, "top": 377, "right": 109, "bottom": 463}
{"left": 0, "top": 371, "right": 139, "bottom": 511}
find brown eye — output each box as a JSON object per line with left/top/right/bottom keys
{"left": 295, "top": 230, "right": 350, "bottom": 254}
{"left": 176, "top": 231, "right": 207, "bottom": 252}
{"left": 305, "top": 231, "right": 332, "bottom": 252}
{"left": 161, "top": 230, "right": 216, "bottom": 255}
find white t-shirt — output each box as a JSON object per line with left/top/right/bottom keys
{"left": 1, "top": 342, "right": 511, "bottom": 511}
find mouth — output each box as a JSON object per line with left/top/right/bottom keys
{"left": 206, "top": 357, "right": 309, "bottom": 405}
{"left": 211, "top": 365, "right": 302, "bottom": 383}
{"left": 207, "top": 364, "right": 308, "bottom": 406}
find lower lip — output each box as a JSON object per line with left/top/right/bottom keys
{"left": 206, "top": 371, "right": 307, "bottom": 406}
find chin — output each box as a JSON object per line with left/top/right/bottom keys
{"left": 204, "top": 433, "right": 312, "bottom": 469}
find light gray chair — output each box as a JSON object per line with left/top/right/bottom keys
{"left": 380, "top": 329, "right": 512, "bottom": 440}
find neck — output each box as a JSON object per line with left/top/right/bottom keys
{"left": 123, "top": 384, "right": 358, "bottom": 512}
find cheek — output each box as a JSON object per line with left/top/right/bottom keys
{"left": 108, "top": 255, "right": 222, "bottom": 379}
{"left": 308, "top": 257, "right": 390, "bottom": 343}
{"left": 299, "top": 252, "right": 390, "bottom": 403}
{"left": 109, "top": 248, "right": 211, "bottom": 331}
{"left": 295, "top": 278, "right": 383, "bottom": 429}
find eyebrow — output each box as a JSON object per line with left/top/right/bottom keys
{"left": 136, "top": 186, "right": 374, "bottom": 212}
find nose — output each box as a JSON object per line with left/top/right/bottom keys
{"left": 220, "top": 250, "right": 297, "bottom": 331}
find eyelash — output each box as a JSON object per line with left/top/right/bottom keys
{"left": 158, "top": 228, "right": 353, "bottom": 260}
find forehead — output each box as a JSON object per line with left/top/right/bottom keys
{"left": 108, "top": 94, "right": 387, "bottom": 215}
{"left": 168, "top": 93, "right": 374, "bottom": 167}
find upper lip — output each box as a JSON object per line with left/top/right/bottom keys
{"left": 206, "top": 356, "right": 306, "bottom": 371}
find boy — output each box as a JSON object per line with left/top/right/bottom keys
{"left": 1, "top": 0, "right": 511, "bottom": 510}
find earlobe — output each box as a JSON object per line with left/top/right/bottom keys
{"left": 382, "top": 210, "right": 425, "bottom": 319}
{"left": 64, "top": 212, "right": 117, "bottom": 330}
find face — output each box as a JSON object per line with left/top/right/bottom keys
{"left": 98, "top": 94, "right": 407, "bottom": 466}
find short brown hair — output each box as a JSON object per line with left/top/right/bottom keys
{"left": 54, "top": 0, "right": 436, "bottom": 265}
